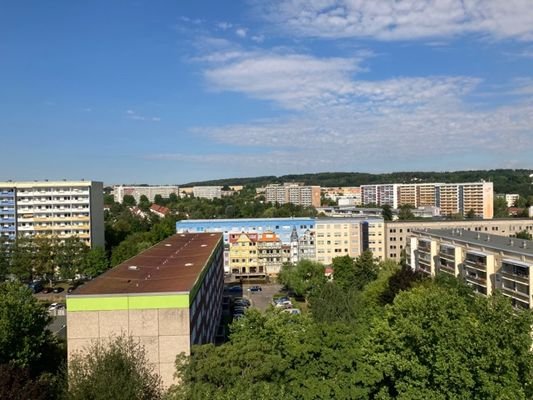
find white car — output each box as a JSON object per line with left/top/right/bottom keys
{"left": 275, "top": 300, "right": 293, "bottom": 309}
{"left": 282, "top": 308, "right": 301, "bottom": 315}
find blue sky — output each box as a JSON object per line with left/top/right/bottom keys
{"left": 1, "top": 0, "right": 532, "bottom": 184}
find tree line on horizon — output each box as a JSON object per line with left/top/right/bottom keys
{"left": 182, "top": 169, "right": 533, "bottom": 198}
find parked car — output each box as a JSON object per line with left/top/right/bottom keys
{"left": 272, "top": 296, "right": 290, "bottom": 306}
{"left": 275, "top": 300, "right": 293, "bottom": 309}
{"left": 234, "top": 298, "right": 251, "bottom": 307}
{"left": 52, "top": 287, "right": 64, "bottom": 293}
{"left": 28, "top": 281, "right": 43, "bottom": 294}
{"left": 282, "top": 308, "right": 301, "bottom": 315}
{"left": 225, "top": 285, "right": 242, "bottom": 293}
{"left": 67, "top": 281, "right": 83, "bottom": 293}
{"left": 248, "top": 285, "right": 262, "bottom": 292}
{"left": 42, "top": 287, "right": 53, "bottom": 294}
{"left": 48, "top": 302, "right": 65, "bottom": 312}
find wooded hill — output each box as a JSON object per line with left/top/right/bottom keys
{"left": 183, "top": 169, "right": 533, "bottom": 197}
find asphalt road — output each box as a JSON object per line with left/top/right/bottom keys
{"left": 241, "top": 282, "right": 283, "bottom": 312}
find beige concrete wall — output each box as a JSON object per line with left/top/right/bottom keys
{"left": 67, "top": 307, "right": 190, "bottom": 388}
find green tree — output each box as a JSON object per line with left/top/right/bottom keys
{"left": 111, "top": 232, "right": 153, "bottom": 266}
{"left": 81, "top": 246, "right": 109, "bottom": 278}
{"left": 122, "top": 194, "right": 136, "bottom": 206}
{"left": 379, "top": 264, "right": 426, "bottom": 305}
{"left": 352, "top": 250, "right": 379, "bottom": 290}
{"left": 494, "top": 196, "right": 508, "bottom": 218}
{"left": 153, "top": 194, "right": 165, "bottom": 206}
{"left": 278, "top": 260, "right": 326, "bottom": 298}
{"left": 103, "top": 193, "right": 115, "bottom": 206}
{"left": 0, "top": 364, "right": 57, "bottom": 400}
{"left": 68, "top": 335, "right": 163, "bottom": 400}
{"left": 0, "top": 237, "right": 10, "bottom": 281}
{"left": 168, "top": 192, "right": 179, "bottom": 203}
{"left": 56, "top": 237, "right": 87, "bottom": 281}
{"left": 138, "top": 195, "right": 151, "bottom": 212}
{"left": 398, "top": 204, "right": 415, "bottom": 220}
{"left": 515, "top": 230, "right": 532, "bottom": 240}
{"left": 357, "top": 285, "right": 533, "bottom": 399}
{"left": 330, "top": 255, "right": 357, "bottom": 290}
{"left": 381, "top": 204, "right": 393, "bottom": 221}
{"left": 9, "top": 237, "right": 35, "bottom": 282}
{"left": 308, "top": 282, "right": 359, "bottom": 324}
{"left": 0, "top": 283, "right": 58, "bottom": 372}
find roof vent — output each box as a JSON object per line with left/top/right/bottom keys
{"left": 180, "top": 234, "right": 186, "bottom": 237}
{"left": 476, "top": 233, "right": 480, "bottom": 239}
{"left": 128, "top": 265, "right": 139, "bottom": 271}
{"left": 164, "top": 244, "right": 172, "bottom": 247}
{"left": 185, "top": 262, "right": 193, "bottom": 267}
{"left": 509, "top": 239, "right": 514, "bottom": 246}
{"left": 201, "top": 244, "right": 207, "bottom": 247}
{"left": 486, "top": 235, "right": 490, "bottom": 242}
{"left": 522, "top": 241, "right": 527, "bottom": 249}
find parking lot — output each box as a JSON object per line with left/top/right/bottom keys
{"left": 224, "top": 282, "right": 283, "bottom": 312}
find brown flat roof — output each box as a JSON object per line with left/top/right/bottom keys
{"left": 72, "top": 233, "right": 222, "bottom": 296}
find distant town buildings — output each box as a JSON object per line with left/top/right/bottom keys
{"left": 505, "top": 194, "right": 520, "bottom": 207}
{"left": 113, "top": 185, "right": 179, "bottom": 203}
{"left": 361, "top": 182, "right": 493, "bottom": 219}
{"left": 407, "top": 229, "right": 533, "bottom": 309}
{"left": 192, "top": 186, "right": 223, "bottom": 200}
{"left": 0, "top": 180, "right": 104, "bottom": 247}
{"left": 67, "top": 233, "right": 224, "bottom": 388}
{"left": 265, "top": 183, "right": 321, "bottom": 207}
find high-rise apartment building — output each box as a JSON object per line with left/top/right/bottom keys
{"left": 362, "top": 182, "right": 493, "bottom": 218}
{"left": 113, "top": 185, "right": 179, "bottom": 203}
{"left": 361, "top": 184, "right": 399, "bottom": 208}
{"left": 265, "top": 184, "right": 321, "bottom": 207}
{"left": 0, "top": 181, "right": 104, "bottom": 247}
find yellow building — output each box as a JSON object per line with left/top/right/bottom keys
{"left": 228, "top": 233, "right": 259, "bottom": 277}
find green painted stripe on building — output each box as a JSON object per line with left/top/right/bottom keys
{"left": 67, "top": 294, "right": 190, "bottom": 312}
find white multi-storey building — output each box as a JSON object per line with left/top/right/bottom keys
{"left": 113, "top": 185, "right": 179, "bottom": 203}
{"left": 192, "top": 186, "right": 223, "bottom": 200}
{"left": 0, "top": 180, "right": 104, "bottom": 247}
{"left": 265, "top": 184, "right": 321, "bottom": 207}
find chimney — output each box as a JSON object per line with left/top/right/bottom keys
{"left": 509, "top": 239, "right": 514, "bottom": 246}
{"left": 522, "top": 241, "right": 527, "bottom": 249}
{"left": 476, "top": 233, "right": 480, "bottom": 239}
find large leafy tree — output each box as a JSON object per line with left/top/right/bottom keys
{"left": 277, "top": 259, "right": 327, "bottom": 297}
{"left": 81, "top": 246, "right": 109, "bottom": 278}
{"left": 170, "top": 310, "right": 361, "bottom": 400}
{"left": 0, "top": 283, "right": 59, "bottom": 372}
{"left": 68, "top": 335, "right": 163, "bottom": 400}
{"left": 357, "top": 285, "right": 533, "bottom": 399}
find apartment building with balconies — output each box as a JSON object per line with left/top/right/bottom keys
{"left": 0, "top": 181, "right": 104, "bottom": 247}
{"left": 408, "top": 229, "right": 533, "bottom": 308}
{"left": 265, "top": 183, "right": 321, "bottom": 207}
{"left": 113, "top": 185, "right": 180, "bottom": 203}
{"left": 385, "top": 219, "right": 533, "bottom": 261}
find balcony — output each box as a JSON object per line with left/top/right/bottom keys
{"left": 501, "top": 287, "right": 530, "bottom": 303}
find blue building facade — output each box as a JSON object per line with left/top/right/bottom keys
{"left": 176, "top": 217, "right": 315, "bottom": 244}
{"left": 0, "top": 187, "right": 17, "bottom": 239}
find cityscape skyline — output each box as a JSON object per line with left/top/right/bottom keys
{"left": 1, "top": 0, "right": 533, "bottom": 184}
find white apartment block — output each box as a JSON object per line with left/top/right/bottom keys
{"left": 361, "top": 184, "right": 399, "bottom": 208}
{"left": 113, "top": 185, "right": 179, "bottom": 203}
{"left": 407, "top": 229, "right": 533, "bottom": 309}
{"left": 265, "top": 184, "right": 321, "bottom": 207}
{"left": 0, "top": 181, "right": 104, "bottom": 247}
{"left": 505, "top": 194, "right": 520, "bottom": 207}
{"left": 192, "top": 186, "right": 222, "bottom": 200}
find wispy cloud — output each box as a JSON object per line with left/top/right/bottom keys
{"left": 235, "top": 28, "right": 247, "bottom": 38}
{"left": 125, "top": 110, "right": 160, "bottom": 122}
{"left": 257, "top": 0, "right": 533, "bottom": 41}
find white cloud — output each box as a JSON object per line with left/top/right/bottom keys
{"left": 251, "top": 34, "right": 265, "bottom": 43}
{"left": 235, "top": 28, "right": 248, "bottom": 38}
{"left": 258, "top": 0, "right": 533, "bottom": 41}
{"left": 125, "top": 110, "right": 160, "bottom": 122}
{"left": 217, "top": 21, "right": 233, "bottom": 30}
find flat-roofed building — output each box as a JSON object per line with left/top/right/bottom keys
{"left": 113, "top": 185, "right": 179, "bottom": 203}
{"left": 192, "top": 186, "right": 222, "bottom": 200}
{"left": 361, "top": 184, "right": 399, "bottom": 208}
{"left": 265, "top": 184, "right": 321, "bottom": 207}
{"left": 385, "top": 219, "right": 533, "bottom": 261}
{"left": 66, "top": 232, "right": 224, "bottom": 387}
{"left": 407, "top": 229, "right": 533, "bottom": 308}
{"left": 0, "top": 180, "right": 104, "bottom": 247}
{"left": 314, "top": 218, "right": 366, "bottom": 265}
